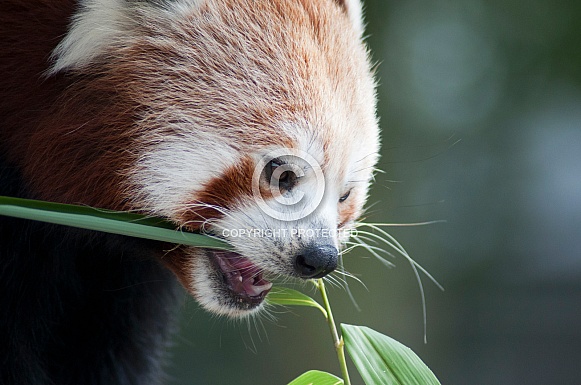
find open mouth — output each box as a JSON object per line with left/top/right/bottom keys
{"left": 209, "top": 250, "right": 273, "bottom": 308}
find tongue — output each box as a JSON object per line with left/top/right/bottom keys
{"left": 214, "top": 252, "right": 273, "bottom": 299}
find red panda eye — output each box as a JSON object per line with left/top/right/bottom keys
{"left": 339, "top": 190, "right": 351, "bottom": 203}
{"left": 265, "top": 159, "right": 297, "bottom": 191}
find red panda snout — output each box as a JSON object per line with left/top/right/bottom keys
{"left": 158, "top": 143, "right": 374, "bottom": 317}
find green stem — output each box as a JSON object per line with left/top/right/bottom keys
{"left": 315, "top": 279, "right": 351, "bottom": 385}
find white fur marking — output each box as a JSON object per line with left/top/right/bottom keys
{"left": 49, "top": 0, "right": 204, "bottom": 75}
{"left": 134, "top": 136, "right": 238, "bottom": 217}
{"left": 340, "top": 0, "right": 366, "bottom": 37}
{"left": 163, "top": 0, "right": 203, "bottom": 18}
{"left": 49, "top": 0, "right": 131, "bottom": 74}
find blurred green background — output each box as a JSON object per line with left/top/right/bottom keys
{"left": 167, "top": 1, "right": 581, "bottom": 384}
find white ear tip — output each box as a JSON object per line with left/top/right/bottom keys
{"left": 49, "top": 0, "right": 132, "bottom": 74}
{"left": 336, "top": 0, "right": 366, "bottom": 37}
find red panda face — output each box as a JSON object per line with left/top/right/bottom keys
{"left": 48, "top": 0, "right": 379, "bottom": 317}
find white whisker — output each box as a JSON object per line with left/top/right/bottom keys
{"left": 359, "top": 220, "right": 447, "bottom": 227}
{"left": 349, "top": 221, "right": 445, "bottom": 343}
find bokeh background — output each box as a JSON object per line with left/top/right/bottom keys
{"left": 167, "top": 1, "right": 581, "bottom": 384}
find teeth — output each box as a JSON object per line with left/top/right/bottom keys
{"left": 246, "top": 282, "right": 273, "bottom": 297}
{"left": 212, "top": 252, "right": 272, "bottom": 299}
{"left": 262, "top": 282, "right": 273, "bottom": 291}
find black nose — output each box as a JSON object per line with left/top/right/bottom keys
{"left": 294, "top": 244, "right": 338, "bottom": 279}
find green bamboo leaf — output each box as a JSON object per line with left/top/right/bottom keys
{"left": 288, "top": 370, "right": 344, "bottom": 385}
{"left": 0, "top": 196, "right": 175, "bottom": 228}
{"left": 342, "top": 324, "right": 441, "bottom": 385}
{"left": 266, "top": 287, "right": 327, "bottom": 318}
{"left": 0, "top": 196, "right": 231, "bottom": 250}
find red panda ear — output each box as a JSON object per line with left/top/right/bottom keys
{"left": 334, "top": 0, "right": 365, "bottom": 37}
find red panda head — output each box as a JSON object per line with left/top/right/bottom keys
{"left": 48, "top": 0, "right": 379, "bottom": 317}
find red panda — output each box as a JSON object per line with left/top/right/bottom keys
{"left": 0, "top": 0, "right": 379, "bottom": 384}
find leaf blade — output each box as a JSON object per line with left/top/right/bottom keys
{"left": 342, "top": 324, "right": 441, "bottom": 385}
{"left": 287, "top": 370, "right": 344, "bottom": 385}
{"left": 266, "top": 287, "right": 327, "bottom": 318}
{"left": 0, "top": 196, "right": 231, "bottom": 250}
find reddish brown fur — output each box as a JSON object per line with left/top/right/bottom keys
{"left": 338, "top": 198, "right": 357, "bottom": 228}
{"left": 178, "top": 156, "right": 260, "bottom": 228}
{"left": 177, "top": 153, "right": 302, "bottom": 230}
{"left": 160, "top": 245, "right": 192, "bottom": 290}
{"left": 0, "top": 1, "right": 137, "bottom": 210}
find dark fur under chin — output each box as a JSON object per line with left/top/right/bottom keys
{"left": 0, "top": 157, "right": 181, "bottom": 385}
